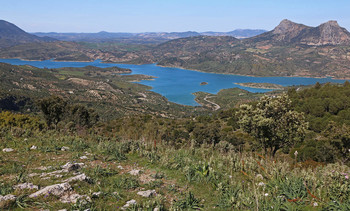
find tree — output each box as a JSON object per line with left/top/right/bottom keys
{"left": 38, "top": 96, "right": 67, "bottom": 129}
{"left": 237, "top": 94, "right": 307, "bottom": 157}
{"left": 68, "top": 104, "right": 99, "bottom": 128}
{"left": 192, "top": 122, "right": 220, "bottom": 145}
{"left": 322, "top": 121, "right": 350, "bottom": 163}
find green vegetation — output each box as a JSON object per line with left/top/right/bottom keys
{"left": 0, "top": 62, "right": 206, "bottom": 120}
{"left": 237, "top": 94, "right": 307, "bottom": 157}
{"left": 0, "top": 107, "right": 349, "bottom": 210}
{"left": 194, "top": 88, "right": 264, "bottom": 110}
{"left": 235, "top": 82, "right": 284, "bottom": 90}
{"left": 38, "top": 96, "right": 99, "bottom": 129}
{"left": 0, "top": 61, "right": 349, "bottom": 210}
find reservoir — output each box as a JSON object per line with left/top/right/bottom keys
{"left": 0, "top": 59, "right": 345, "bottom": 106}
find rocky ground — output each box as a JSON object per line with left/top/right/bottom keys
{"left": 0, "top": 141, "right": 190, "bottom": 210}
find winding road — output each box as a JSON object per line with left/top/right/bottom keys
{"left": 203, "top": 95, "right": 221, "bottom": 111}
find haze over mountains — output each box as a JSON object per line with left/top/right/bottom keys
{"left": 1, "top": 19, "right": 350, "bottom": 78}
{"left": 33, "top": 29, "right": 267, "bottom": 42}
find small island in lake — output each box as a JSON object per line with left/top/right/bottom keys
{"left": 234, "top": 83, "right": 284, "bottom": 90}
{"left": 200, "top": 82, "right": 208, "bottom": 85}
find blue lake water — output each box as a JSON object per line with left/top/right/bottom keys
{"left": 0, "top": 59, "right": 346, "bottom": 106}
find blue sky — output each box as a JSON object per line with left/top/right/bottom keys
{"left": 1, "top": 0, "right": 349, "bottom": 33}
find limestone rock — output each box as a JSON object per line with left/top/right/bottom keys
{"left": 60, "top": 193, "right": 91, "bottom": 204}
{"left": 122, "top": 199, "right": 136, "bottom": 209}
{"left": 28, "top": 173, "right": 40, "bottom": 177}
{"left": 129, "top": 169, "right": 141, "bottom": 176}
{"left": 92, "top": 191, "right": 102, "bottom": 198}
{"left": 14, "top": 183, "right": 39, "bottom": 190}
{"left": 2, "top": 148, "right": 14, "bottom": 152}
{"left": 29, "top": 183, "right": 71, "bottom": 198}
{"left": 0, "top": 194, "right": 16, "bottom": 202}
{"left": 63, "top": 173, "right": 89, "bottom": 183}
{"left": 61, "top": 162, "right": 84, "bottom": 171}
{"left": 137, "top": 190, "right": 156, "bottom": 198}
{"left": 79, "top": 155, "right": 88, "bottom": 160}
{"left": 61, "top": 146, "right": 70, "bottom": 151}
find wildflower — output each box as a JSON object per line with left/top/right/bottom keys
{"left": 294, "top": 150, "right": 298, "bottom": 157}
{"left": 258, "top": 182, "right": 265, "bottom": 186}
{"left": 346, "top": 175, "right": 349, "bottom": 180}
{"left": 313, "top": 202, "right": 318, "bottom": 207}
{"left": 264, "top": 193, "right": 269, "bottom": 197}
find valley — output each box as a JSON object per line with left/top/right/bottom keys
{"left": 0, "top": 15, "right": 350, "bottom": 210}
{"left": 1, "top": 19, "right": 350, "bottom": 79}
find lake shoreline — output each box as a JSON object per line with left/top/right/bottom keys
{"left": 234, "top": 83, "right": 284, "bottom": 90}
{"left": 157, "top": 64, "right": 350, "bottom": 80}
{"left": 1, "top": 57, "right": 348, "bottom": 80}
{"left": 0, "top": 58, "right": 346, "bottom": 106}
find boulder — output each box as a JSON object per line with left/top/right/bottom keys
{"left": 29, "top": 183, "right": 71, "bottom": 198}
{"left": 63, "top": 173, "right": 89, "bottom": 183}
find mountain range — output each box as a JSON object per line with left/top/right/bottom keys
{"left": 143, "top": 19, "right": 350, "bottom": 78}
{"left": 1, "top": 19, "right": 350, "bottom": 78}
{"left": 32, "top": 29, "right": 267, "bottom": 42}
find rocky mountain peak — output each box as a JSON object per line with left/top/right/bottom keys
{"left": 273, "top": 19, "right": 301, "bottom": 34}
{"left": 300, "top": 20, "right": 350, "bottom": 45}
{"left": 323, "top": 20, "right": 339, "bottom": 27}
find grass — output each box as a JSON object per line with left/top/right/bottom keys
{"left": 0, "top": 129, "right": 349, "bottom": 210}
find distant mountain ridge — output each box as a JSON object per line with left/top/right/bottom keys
{"left": 0, "top": 20, "right": 55, "bottom": 48}
{"left": 2, "top": 19, "right": 350, "bottom": 78}
{"left": 202, "top": 29, "right": 267, "bottom": 38}
{"left": 140, "top": 19, "right": 350, "bottom": 78}
{"left": 32, "top": 29, "right": 267, "bottom": 42}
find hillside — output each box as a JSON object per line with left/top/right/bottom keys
{"left": 0, "top": 20, "right": 55, "bottom": 48}
{"left": 1, "top": 82, "right": 350, "bottom": 210}
{"left": 2, "top": 19, "right": 350, "bottom": 78}
{"left": 0, "top": 63, "right": 206, "bottom": 119}
{"left": 147, "top": 20, "right": 350, "bottom": 78}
